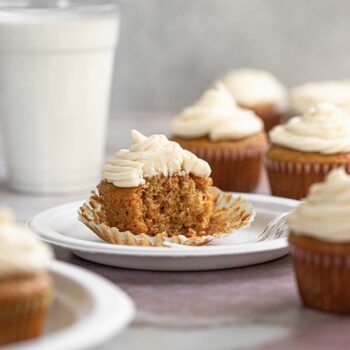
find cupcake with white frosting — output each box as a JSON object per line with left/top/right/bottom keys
{"left": 288, "top": 168, "right": 350, "bottom": 313}
{"left": 79, "top": 130, "right": 255, "bottom": 247}
{"left": 266, "top": 103, "right": 350, "bottom": 199}
{"left": 0, "top": 212, "right": 53, "bottom": 345}
{"left": 291, "top": 80, "right": 350, "bottom": 115}
{"left": 222, "top": 68, "right": 289, "bottom": 131}
{"left": 171, "top": 83, "right": 267, "bottom": 192}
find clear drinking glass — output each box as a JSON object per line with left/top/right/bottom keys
{"left": 0, "top": 0, "right": 119, "bottom": 193}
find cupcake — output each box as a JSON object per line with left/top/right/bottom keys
{"left": 222, "top": 68, "right": 289, "bottom": 131}
{"left": 0, "top": 211, "right": 53, "bottom": 345}
{"left": 266, "top": 103, "right": 350, "bottom": 199}
{"left": 291, "top": 80, "right": 350, "bottom": 115}
{"left": 79, "top": 130, "right": 255, "bottom": 247}
{"left": 288, "top": 168, "right": 350, "bottom": 313}
{"left": 171, "top": 84, "right": 267, "bottom": 192}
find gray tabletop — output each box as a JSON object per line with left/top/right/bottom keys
{"left": 1, "top": 116, "right": 348, "bottom": 350}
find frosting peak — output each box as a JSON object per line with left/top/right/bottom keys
{"left": 0, "top": 212, "right": 53, "bottom": 277}
{"left": 171, "top": 84, "right": 263, "bottom": 141}
{"left": 291, "top": 80, "right": 350, "bottom": 114}
{"left": 269, "top": 103, "right": 350, "bottom": 154}
{"left": 102, "top": 130, "right": 211, "bottom": 187}
{"left": 288, "top": 168, "right": 350, "bottom": 242}
{"left": 222, "top": 68, "right": 288, "bottom": 107}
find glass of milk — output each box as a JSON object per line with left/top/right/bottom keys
{"left": 0, "top": 0, "right": 119, "bottom": 193}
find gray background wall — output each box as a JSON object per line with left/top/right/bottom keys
{"left": 111, "top": 0, "right": 350, "bottom": 115}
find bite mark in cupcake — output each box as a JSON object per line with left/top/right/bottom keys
{"left": 79, "top": 130, "right": 255, "bottom": 246}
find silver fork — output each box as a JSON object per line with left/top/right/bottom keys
{"left": 164, "top": 212, "right": 290, "bottom": 248}
{"left": 255, "top": 212, "right": 289, "bottom": 242}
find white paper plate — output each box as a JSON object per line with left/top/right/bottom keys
{"left": 29, "top": 193, "right": 298, "bottom": 271}
{"left": 1, "top": 261, "right": 135, "bottom": 350}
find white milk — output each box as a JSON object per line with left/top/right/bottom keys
{"left": 0, "top": 6, "right": 119, "bottom": 193}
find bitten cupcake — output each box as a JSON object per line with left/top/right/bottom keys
{"left": 222, "top": 68, "right": 289, "bottom": 131}
{"left": 79, "top": 130, "right": 255, "bottom": 247}
{"left": 291, "top": 80, "right": 350, "bottom": 115}
{"left": 171, "top": 84, "right": 267, "bottom": 192}
{"left": 0, "top": 211, "right": 53, "bottom": 345}
{"left": 266, "top": 103, "right": 350, "bottom": 199}
{"left": 288, "top": 168, "right": 350, "bottom": 313}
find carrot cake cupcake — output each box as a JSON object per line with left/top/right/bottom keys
{"left": 288, "top": 168, "right": 350, "bottom": 313}
{"left": 266, "top": 103, "right": 350, "bottom": 199}
{"left": 171, "top": 84, "right": 267, "bottom": 192}
{"left": 0, "top": 211, "right": 53, "bottom": 345}
{"left": 79, "top": 130, "right": 255, "bottom": 246}
{"left": 222, "top": 68, "right": 289, "bottom": 131}
{"left": 291, "top": 80, "right": 350, "bottom": 115}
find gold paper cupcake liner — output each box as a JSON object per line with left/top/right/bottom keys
{"left": 79, "top": 186, "right": 255, "bottom": 247}
{"left": 0, "top": 293, "right": 52, "bottom": 345}
{"left": 265, "top": 158, "right": 350, "bottom": 199}
{"left": 289, "top": 235, "right": 350, "bottom": 314}
{"left": 180, "top": 145, "right": 266, "bottom": 192}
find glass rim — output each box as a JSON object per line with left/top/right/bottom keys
{"left": 0, "top": 1, "right": 119, "bottom": 13}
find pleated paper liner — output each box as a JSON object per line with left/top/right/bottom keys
{"left": 289, "top": 233, "right": 350, "bottom": 314}
{"left": 266, "top": 158, "right": 350, "bottom": 200}
{"left": 176, "top": 143, "right": 266, "bottom": 192}
{"left": 79, "top": 186, "right": 255, "bottom": 247}
{"left": 0, "top": 274, "right": 53, "bottom": 345}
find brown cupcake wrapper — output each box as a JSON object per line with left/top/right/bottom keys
{"left": 265, "top": 158, "right": 350, "bottom": 199}
{"left": 0, "top": 292, "right": 52, "bottom": 345}
{"left": 182, "top": 145, "right": 266, "bottom": 192}
{"left": 289, "top": 238, "right": 350, "bottom": 314}
{"left": 79, "top": 186, "right": 255, "bottom": 247}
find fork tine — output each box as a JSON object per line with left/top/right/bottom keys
{"left": 256, "top": 212, "right": 289, "bottom": 242}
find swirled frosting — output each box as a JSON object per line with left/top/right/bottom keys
{"left": 222, "top": 68, "right": 288, "bottom": 108}
{"left": 288, "top": 168, "right": 350, "bottom": 242}
{"left": 102, "top": 130, "right": 211, "bottom": 187}
{"left": 291, "top": 80, "right": 350, "bottom": 114}
{"left": 171, "top": 84, "right": 263, "bottom": 141}
{"left": 0, "top": 212, "right": 53, "bottom": 277}
{"left": 269, "top": 103, "right": 350, "bottom": 154}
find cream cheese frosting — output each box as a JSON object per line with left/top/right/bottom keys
{"left": 222, "top": 68, "right": 288, "bottom": 108}
{"left": 288, "top": 168, "right": 350, "bottom": 242}
{"left": 269, "top": 103, "right": 350, "bottom": 154}
{"left": 291, "top": 80, "right": 350, "bottom": 114}
{"left": 0, "top": 212, "right": 53, "bottom": 277}
{"left": 102, "top": 130, "right": 211, "bottom": 187}
{"left": 171, "top": 84, "right": 263, "bottom": 141}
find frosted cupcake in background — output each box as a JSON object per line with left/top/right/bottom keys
{"left": 222, "top": 68, "right": 289, "bottom": 131}
{"left": 291, "top": 80, "right": 350, "bottom": 115}
{"left": 171, "top": 83, "right": 267, "bottom": 192}
{"left": 0, "top": 211, "right": 53, "bottom": 345}
{"left": 266, "top": 103, "right": 350, "bottom": 199}
{"left": 288, "top": 168, "right": 350, "bottom": 313}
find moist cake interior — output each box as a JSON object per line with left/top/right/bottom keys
{"left": 97, "top": 174, "right": 213, "bottom": 236}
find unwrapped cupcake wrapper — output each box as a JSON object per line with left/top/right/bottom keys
{"left": 0, "top": 293, "right": 51, "bottom": 345}
{"left": 265, "top": 158, "right": 350, "bottom": 199}
{"left": 181, "top": 145, "right": 265, "bottom": 192}
{"left": 79, "top": 186, "right": 255, "bottom": 247}
{"left": 289, "top": 238, "right": 350, "bottom": 314}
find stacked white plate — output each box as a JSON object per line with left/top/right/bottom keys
{"left": 2, "top": 261, "right": 135, "bottom": 350}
